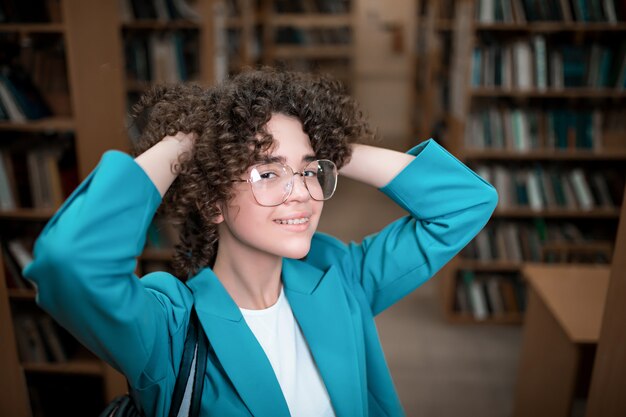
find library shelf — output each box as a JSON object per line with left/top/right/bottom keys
{"left": 462, "top": 149, "right": 626, "bottom": 161}
{"left": 492, "top": 208, "right": 621, "bottom": 218}
{"left": 0, "top": 209, "right": 57, "bottom": 220}
{"left": 474, "top": 22, "right": 626, "bottom": 32}
{"left": 7, "top": 289, "right": 37, "bottom": 301}
{"left": 0, "top": 117, "right": 75, "bottom": 132}
{"left": 121, "top": 20, "right": 201, "bottom": 30}
{"left": 0, "top": 23, "right": 65, "bottom": 34}
{"left": 272, "top": 45, "right": 353, "bottom": 59}
{"left": 270, "top": 14, "right": 353, "bottom": 28}
{"left": 22, "top": 359, "right": 103, "bottom": 376}
{"left": 470, "top": 88, "right": 626, "bottom": 99}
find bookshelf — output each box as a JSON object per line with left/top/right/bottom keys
{"left": 260, "top": 0, "right": 356, "bottom": 90}
{"left": 0, "top": 0, "right": 131, "bottom": 415}
{"left": 118, "top": 0, "right": 216, "bottom": 279}
{"left": 213, "top": 0, "right": 263, "bottom": 80}
{"left": 120, "top": 0, "right": 216, "bottom": 145}
{"left": 419, "top": 0, "right": 626, "bottom": 324}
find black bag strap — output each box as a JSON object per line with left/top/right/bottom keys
{"left": 189, "top": 313, "right": 208, "bottom": 417}
{"left": 167, "top": 307, "right": 208, "bottom": 417}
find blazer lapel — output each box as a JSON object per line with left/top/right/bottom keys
{"left": 282, "top": 258, "right": 365, "bottom": 417}
{"left": 186, "top": 268, "right": 290, "bottom": 417}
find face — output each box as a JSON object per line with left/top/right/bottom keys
{"left": 215, "top": 113, "right": 324, "bottom": 260}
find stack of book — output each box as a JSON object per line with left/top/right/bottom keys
{"left": 471, "top": 38, "right": 626, "bottom": 91}
{"left": 475, "top": 0, "right": 626, "bottom": 23}
{"left": 455, "top": 270, "right": 526, "bottom": 320}
{"left": 474, "top": 164, "right": 621, "bottom": 211}
{"left": 0, "top": 68, "right": 52, "bottom": 122}
{"left": 464, "top": 107, "right": 615, "bottom": 151}
{"left": 464, "top": 219, "right": 613, "bottom": 263}
{"left": 119, "top": 0, "right": 200, "bottom": 22}
{"left": 0, "top": 142, "right": 77, "bottom": 211}
{"left": 124, "top": 32, "right": 199, "bottom": 84}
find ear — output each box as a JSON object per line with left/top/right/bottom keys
{"left": 212, "top": 202, "right": 225, "bottom": 224}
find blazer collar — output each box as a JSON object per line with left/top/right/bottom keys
{"left": 185, "top": 258, "right": 324, "bottom": 320}
{"left": 186, "top": 258, "right": 364, "bottom": 417}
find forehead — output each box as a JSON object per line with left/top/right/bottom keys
{"left": 265, "top": 113, "right": 314, "bottom": 160}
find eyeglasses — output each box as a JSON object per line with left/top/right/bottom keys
{"left": 234, "top": 159, "right": 338, "bottom": 207}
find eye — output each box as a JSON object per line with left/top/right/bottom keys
{"left": 303, "top": 169, "right": 318, "bottom": 178}
{"left": 258, "top": 170, "right": 280, "bottom": 180}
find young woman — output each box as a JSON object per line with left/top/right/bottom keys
{"left": 24, "top": 68, "right": 498, "bottom": 416}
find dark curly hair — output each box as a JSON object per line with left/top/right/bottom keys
{"left": 130, "top": 67, "right": 374, "bottom": 279}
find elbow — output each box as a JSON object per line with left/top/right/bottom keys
{"left": 485, "top": 185, "right": 499, "bottom": 217}
{"left": 23, "top": 235, "right": 81, "bottom": 306}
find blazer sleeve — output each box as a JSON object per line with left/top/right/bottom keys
{"left": 320, "top": 139, "right": 498, "bottom": 316}
{"left": 22, "top": 150, "right": 192, "bottom": 386}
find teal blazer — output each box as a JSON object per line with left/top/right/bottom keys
{"left": 24, "top": 139, "right": 497, "bottom": 416}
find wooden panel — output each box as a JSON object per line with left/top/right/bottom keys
{"left": 0, "top": 256, "right": 31, "bottom": 417}
{"left": 586, "top": 187, "right": 626, "bottom": 417}
{"left": 513, "top": 289, "right": 579, "bottom": 417}
{"left": 62, "top": 0, "right": 128, "bottom": 179}
{"left": 196, "top": 0, "right": 217, "bottom": 85}
{"left": 522, "top": 264, "right": 610, "bottom": 343}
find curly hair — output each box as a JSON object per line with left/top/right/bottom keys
{"left": 130, "top": 67, "right": 374, "bottom": 279}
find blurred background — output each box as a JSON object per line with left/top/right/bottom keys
{"left": 1, "top": 0, "right": 625, "bottom": 416}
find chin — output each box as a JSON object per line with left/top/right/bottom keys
{"left": 276, "top": 241, "right": 312, "bottom": 260}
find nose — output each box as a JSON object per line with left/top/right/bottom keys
{"left": 285, "top": 173, "right": 310, "bottom": 202}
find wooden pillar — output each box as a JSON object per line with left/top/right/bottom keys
{"left": 586, "top": 187, "right": 626, "bottom": 417}
{"left": 62, "top": 0, "right": 128, "bottom": 179}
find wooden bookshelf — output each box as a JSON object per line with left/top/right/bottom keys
{"left": 471, "top": 88, "right": 626, "bottom": 98}
{"left": 213, "top": 0, "right": 262, "bottom": 79}
{"left": 492, "top": 208, "right": 621, "bottom": 218}
{"left": 474, "top": 22, "right": 626, "bottom": 32}
{"left": 260, "top": 0, "right": 356, "bottom": 89}
{"left": 462, "top": 149, "right": 626, "bottom": 161}
{"left": 22, "top": 360, "right": 103, "bottom": 376}
{"left": 417, "top": 0, "right": 626, "bottom": 325}
{"left": 0, "top": 1, "right": 131, "bottom": 415}
{"left": 0, "top": 23, "right": 65, "bottom": 34}
{"left": 0, "top": 209, "right": 56, "bottom": 220}
{"left": 0, "top": 117, "right": 75, "bottom": 132}
{"left": 121, "top": 20, "right": 201, "bottom": 30}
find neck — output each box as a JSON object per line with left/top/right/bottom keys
{"left": 213, "top": 240, "right": 283, "bottom": 310}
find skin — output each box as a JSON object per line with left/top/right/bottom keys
{"left": 135, "top": 112, "right": 415, "bottom": 310}
{"left": 213, "top": 113, "right": 324, "bottom": 309}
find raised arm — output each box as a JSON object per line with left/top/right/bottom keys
{"left": 309, "top": 139, "right": 498, "bottom": 315}
{"left": 134, "top": 132, "right": 196, "bottom": 197}
{"left": 339, "top": 143, "right": 415, "bottom": 188}
{"left": 22, "top": 134, "right": 196, "bottom": 396}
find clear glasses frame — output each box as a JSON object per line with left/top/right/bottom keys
{"left": 234, "top": 159, "right": 338, "bottom": 207}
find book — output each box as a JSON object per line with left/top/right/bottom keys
{"left": 0, "top": 149, "right": 18, "bottom": 210}
{"left": 0, "top": 69, "right": 52, "bottom": 120}
{"left": 533, "top": 35, "right": 547, "bottom": 90}
{"left": 570, "top": 169, "right": 595, "bottom": 210}
{"left": 462, "top": 270, "right": 488, "bottom": 320}
{"left": 486, "top": 276, "right": 505, "bottom": 315}
{"left": 7, "top": 239, "right": 33, "bottom": 271}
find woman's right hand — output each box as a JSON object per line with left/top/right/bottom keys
{"left": 135, "top": 131, "right": 198, "bottom": 198}
{"left": 161, "top": 131, "right": 198, "bottom": 155}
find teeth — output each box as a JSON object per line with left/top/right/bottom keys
{"left": 275, "top": 217, "right": 310, "bottom": 225}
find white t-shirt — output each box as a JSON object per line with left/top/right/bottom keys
{"left": 240, "top": 286, "right": 336, "bottom": 417}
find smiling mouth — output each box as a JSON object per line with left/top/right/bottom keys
{"left": 273, "top": 217, "right": 310, "bottom": 225}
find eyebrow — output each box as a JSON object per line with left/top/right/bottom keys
{"left": 259, "top": 154, "right": 317, "bottom": 164}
